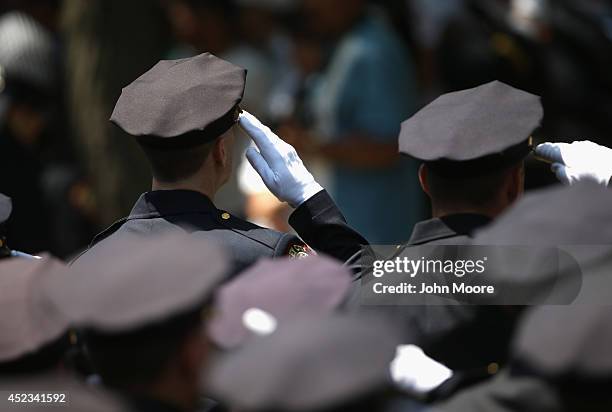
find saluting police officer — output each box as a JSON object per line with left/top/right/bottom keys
{"left": 383, "top": 81, "right": 543, "bottom": 382}
{"left": 238, "top": 81, "right": 542, "bottom": 390}
{"left": 73, "top": 53, "right": 368, "bottom": 273}
{"left": 237, "top": 80, "right": 612, "bottom": 395}
{"left": 396, "top": 81, "right": 541, "bottom": 246}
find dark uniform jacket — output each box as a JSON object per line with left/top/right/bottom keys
{"left": 400, "top": 215, "right": 517, "bottom": 373}
{"left": 365, "top": 214, "right": 518, "bottom": 398}
{"left": 291, "top": 197, "right": 516, "bottom": 389}
{"left": 250, "top": 186, "right": 532, "bottom": 400}
{"left": 75, "top": 189, "right": 366, "bottom": 275}
{"left": 74, "top": 190, "right": 312, "bottom": 275}
{"left": 406, "top": 214, "right": 491, "bottom": 246}
{"left": 288, "top": 190, "right": 369, "bottom": 265}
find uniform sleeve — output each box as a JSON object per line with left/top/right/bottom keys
{"left": 288, "top": 190, "right": 369, "bottom": 263}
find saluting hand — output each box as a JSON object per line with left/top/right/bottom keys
{"left": 535, "top": 140, "right": 612, "bottom": 187}
{"left": 239, "top": 111, "right": 324, "bottom": 208}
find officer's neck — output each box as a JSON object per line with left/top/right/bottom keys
{"left": 430, "top": 204, "right": 505, "bottom": 220}
{"left": 151, "top": 173, "right": 221, "bottom": 203}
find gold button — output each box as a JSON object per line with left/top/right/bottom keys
{"left": 221, "top": 212, "right": 231, "bottom": 220}
{"left": 487, "top": 362, "right": 499, "bottom": 375}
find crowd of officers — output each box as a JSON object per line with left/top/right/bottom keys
{"left": 1, "top": 51, "right": 612, "bottom": 412}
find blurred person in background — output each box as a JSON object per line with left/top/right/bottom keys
{"left": 406, "top": 0, "right": 465, "bottom": 96}
{"left": 0, "top": 255, "right": 130, "bottom": 412}
{"left": 0, "top": 2, "right": 97, "bottom": 257}
{"left": 0, "top": 256, "right": 71, "bottom": 377}
{"left": 47, "top": 235, "right": 230, "bottom": 412}
{"left": 0, "top": 9, "right": 55, "bottom": 254}
{"left": 286, "top": 0, "right": 425, "bottom": 244}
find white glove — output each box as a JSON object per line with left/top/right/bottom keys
{"left": 534, "top": 140, "right": 612, "bottom": 186}
{"left": 389, "top": 344, "right": 453, "bottom": 397}
{"left": 239, "top": 111, "right": 324, "bottom": 208}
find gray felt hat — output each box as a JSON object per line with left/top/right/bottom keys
{"left": 111, "top": 53, "right": 246, "bottom": 148}
{"left": 399, "top": 81, "right": 542, "bottom": 177}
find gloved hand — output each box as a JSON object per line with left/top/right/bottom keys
{"left": 534, "top": 140, "right": 612, "bottom": 186}
{"left": 239, "top": 111, "right": 324, "bottom": 208}
{"left": 389, "top": 344, "right": 453, "bottom": 397}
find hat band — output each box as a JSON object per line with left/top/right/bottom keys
{"left": 424, "top": 138, "right": 533, "bottom": 178}
{"left": 135, "top": 105, "right": 240, "bottom": 150}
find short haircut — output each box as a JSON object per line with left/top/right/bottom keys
{"left": 426, "top": 162, "right": 524, "bottom": 208}
{"left": 84, "top": 308, "right": 203, "bottom": 388}
{"left": 139, "top": 139, "right": 216, "bottom": 183}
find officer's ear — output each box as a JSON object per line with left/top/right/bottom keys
{"left": 505, "top": 162, "right": 525, "bottom": 203}
{"left": 212, "top": 136, "right": 229, "bottom": 169}
{"left": 418, "top": 164, "right": 431, "bottom": 198}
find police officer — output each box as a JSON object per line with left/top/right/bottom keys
{"left": 425, "top": 180, "right": 612, "bottom": 410}
{"left": 380, "top": 80, "right": 542, "bottom": 390}
{"left": 43, "top": 233, "right": 230, "bottom": 412}
{"left": 237, "top": 81, "right": 612, "bottom": 393}
{"left": 237, "top": 80, "right": 612, "bottom": 401}
{"left": 205, "top": 314, "right": 404, "bottom": 412}
{"left": 207, "top": 255, "right": 353, "bottom": 350}
{"left": 432, "top": 285, "right": 612, "bottom": 411}
{"left": 74, "top": 53, "right": 368, "bottom": 274}
{"left": 396, "top": 80, "right": 542, "bottom": 246}
{"left": 0, "top": 244, "right": 129, "bottom": 412}
{"left": 0, "top": 255, "right": 69, "bottom": 376}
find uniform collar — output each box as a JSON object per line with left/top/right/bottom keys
{"left": 130, "top": 190, "right": 217, "bottom": 219}
{"left": 408, "top": 214, "right": 492, "bottom": 245}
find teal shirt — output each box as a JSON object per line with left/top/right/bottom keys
{"left": 310, "top": 11, "right": 425, "bottom": 243}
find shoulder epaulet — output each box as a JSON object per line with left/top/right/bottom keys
{"left": 213, "top": 210, "right": 286, "bottom": 250}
